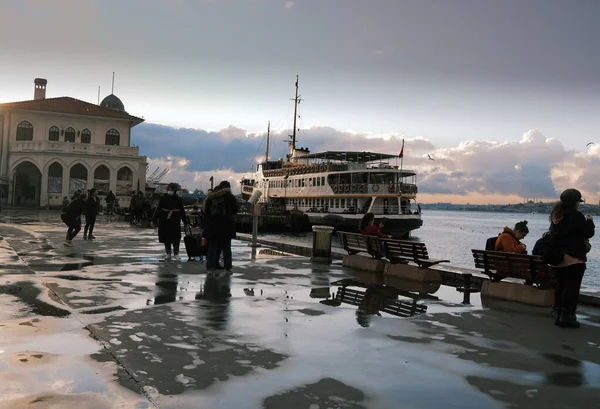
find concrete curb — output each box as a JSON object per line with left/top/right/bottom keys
{"left": 235, "top": 234, "right": 600, "bottom": 308}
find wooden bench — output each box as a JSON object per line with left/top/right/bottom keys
{"left": 471, "top": 249, "right": 556, "bottom": 288}
{"left": 383, "top": 240, "right": 450, "bottom": 268}
{"left": 338, "top": 231, "right": 386, "bottom": 259}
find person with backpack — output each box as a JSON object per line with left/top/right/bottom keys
{"left": 203, "top": 181, "right": 238, "bottom": 275}
{"left": 151, "top": 183, "right": 188, "bottom": 261}
{"left": 543, "top": 189, "right": 595, "bottom": 328}
{"left": 494, "top": 220, "right": 529, "bottom": 253}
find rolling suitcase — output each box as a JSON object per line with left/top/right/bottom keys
{"left": 184, "top": 225, "right": 205, "bottom": 260}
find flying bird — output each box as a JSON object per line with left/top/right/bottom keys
{"left": 427, "top": 154, "right": 435, "bottom": 161}
{"left": 587, "top": 142, "right": 595, "bottom": 146}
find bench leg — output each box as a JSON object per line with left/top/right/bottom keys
{"left": 462, "top": 274, "right": 472, "bottom": 305}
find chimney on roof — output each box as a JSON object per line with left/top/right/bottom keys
{"left": 34, "top": 78, "right": 47, "bottom": 100}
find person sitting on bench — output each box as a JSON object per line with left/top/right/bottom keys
{"left": 495, "top": 220, "right": 529, "bottom": 254}
{"left": 359, "top": 212, "right": 392, "bottom": 239}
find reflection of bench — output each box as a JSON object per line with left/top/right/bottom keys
{"left": 384, "top": 240, "right": 449, "bottom": 269}
{"left": 338, "top": 231, "right": 385, "bottom": 259}
{"left": 471, "top": 250, "right": 556, "bottom": 287}
{"left": 335, "top": 286, "right": 427, "bottom": 318}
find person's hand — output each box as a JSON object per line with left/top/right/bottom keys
{"left": 379, "top": 222, "right": 384, "bottom": 228}
{"left": 586, "top": 214, "right": 593, "bottom": 220}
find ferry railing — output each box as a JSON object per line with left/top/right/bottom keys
{"left": 368, "top": 204, "right": 421, "bottom": 216}
{"left": 329, "top": 183, "right": 417, "bottom": 195}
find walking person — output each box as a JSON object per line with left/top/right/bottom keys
{"left": 61, "top": 191, "right": 86, "bottom": 247}
{"left": 152, "top": 183, "right": 188, "bottom": 261}
{"left": 550, "top": 189, "right": 595, "bottom": 328}
{"left": 106, "top": 190, "right": 116, "bottom": 215}
{"left": 203, "top": 181, "right": 238, "bottom": 275}
{"left": 84, "top": 188, "right": 100, "bottom": 240}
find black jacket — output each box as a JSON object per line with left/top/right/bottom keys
{"left": 203, "top": 188, "right": 238, "bottom": 239}
{"left": 152, "top": 194, "right": 187, "bottom": 243}
{"left": 85, "top": 195, "right": 100, "bottom": 216}
{"left": 64, "top": 197, "right": 86, "bottom": 219}
{"left": 555, "top": 211, "right": 595, "bottom": 262}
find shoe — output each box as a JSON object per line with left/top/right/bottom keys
{"left": 557, "top": 309, "right": 580, "bottom": 328}
{"left": 174, "top": 254, "right": 181, "bottom": 261}
{"left": 225, "top": 269, "right": 233, "bottom": 276}
{"left": 64, "top": 240, "right": 73, "bottom": 247}
{"left": 164, "top": 254, "right": 172, "bottom": 261}
{"left": 83, "top": 235, "right": 88, "bottom": 240}
{"left": 88, "top": 234, "right": 96, "bottom": 240}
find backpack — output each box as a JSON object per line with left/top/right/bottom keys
{"left": 532, "top": 224, "right": 563, "bottom": 265}
{"left": 485, "top": 235, "right": 500, "bottom": 251}
{"left": 210, "top": 196, "right": 232, "bottom": 218}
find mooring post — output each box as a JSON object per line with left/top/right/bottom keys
{"left": 249, "top": 204, "right": 262, "bottom": 248}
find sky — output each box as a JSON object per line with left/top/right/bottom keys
{"left": 1, "top": 0, "right": 599, "bottom": 204}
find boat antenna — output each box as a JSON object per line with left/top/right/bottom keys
{"left": 265, "top": 121, "right": 270, "bottom": 162}
{"left": 288, "top": 75, "right": 301, "bottom": 161}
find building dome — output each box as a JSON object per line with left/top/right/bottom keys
{"left": 100, "top": 94, "right": 125, "bottom": 112}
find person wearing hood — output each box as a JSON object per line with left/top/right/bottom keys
{"left": 203, "top": 181, "right": 238, "bottom": 275}
{"left": 152, "top": 183, "right": 188, "bottom": 261}
{"left": 550, "top": 188, "right": 595, "bottom": 328}
{"left": 495, "top": 220, "right": 529, "bottom": 253}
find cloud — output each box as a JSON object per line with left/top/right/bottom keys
{"left": 284, "top": 1, "right": 294, "bottom": 9}
{"left": 136, "top": 124, "right": 594, "bottom": 203}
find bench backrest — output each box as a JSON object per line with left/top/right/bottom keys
{"left": 384, "top": 239, "right": 430, "bottom": 261}
{"left": 338, "top": 231, "right": 386, "bottom": 258}
{"left": 472, "top": 249, "right": 555, "bottom": 282}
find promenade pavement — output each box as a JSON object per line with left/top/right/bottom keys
{"left": 1, "top": 209, "right": 599, "bottom": 409}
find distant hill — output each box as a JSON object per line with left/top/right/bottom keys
{"left": 420, "top": 202, "right": 600, "bottom": 215}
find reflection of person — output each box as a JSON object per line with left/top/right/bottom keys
{"left": 152, "top": 183, "right": 188, "bottom": 261}
{"left": 495, "top": 220, "right": 529, "bottom": 253}
{"left": 195, "top": 274, "right": 231, "bottom": 330}
{"left": 203, "top": 181, "right": 238, "bottom": 275}
{"left": 359, "top": 212, "right": 392, "bottom": 238}
{"left": 551, "top": 189, "right": 595, "bottom": 328}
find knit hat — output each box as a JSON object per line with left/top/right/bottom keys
{"left": 560, "top": 188, "right": 584, "bottom": 205}
{"left": 218, "top": 181, "right": 231, "bottom": 189}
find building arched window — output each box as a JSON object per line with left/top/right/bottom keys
{"left": 16, "top": 121, "right": 34, "bottom": 141}
{"left": 48, "top": 126, "right": 60, "bottom": 141}
{"left": 81, "top": 129, "right": 91, "bottom": 144}
{"left": 105, "top": 129, "right": 120, "bottom": 146}
{"left": 65, "top": 127, "right": 76, "bottom": 143}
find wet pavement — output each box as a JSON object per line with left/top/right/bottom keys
{"left": 1, "top": 209, "right": 600, "bottom": 408}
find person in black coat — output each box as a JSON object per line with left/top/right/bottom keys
{"left": 203, "top": 181, "right": 238, "bottom": 274}
{"left": 84, "top": 188, "right": 100, "bottom": 240}
{"left": 551, "top": 188, "right": 595, "bottom": 328}
{"left": 61, "top": 191, "right": 86, "bottom": 247}
{"left": 152, "top": 183, "right": 188, "bottom": 261}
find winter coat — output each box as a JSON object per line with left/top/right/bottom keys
{"left": 106, "top": 192, "right": 116, "bottom": 204}
{"left": 553, "top": 211, "right": 595, "bottom": 263}
{"left": 63, "top": 197, "right": 86, "bottom": 220}
{"left": 85, "top": 195, "right": 100, "bottom": 216}
{"left": 152, "top": 194, "right": 187, "bottom": 243}
{"left": 362, "top": 224, "right": 387, "bottom": 238}
{"left": 202, "top": 188, "right": 238, "bottom": 239}
{"left": 495, "top": 227, "right": 526, "bottom": 253}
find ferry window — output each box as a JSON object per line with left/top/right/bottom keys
{"left": 370, "top": 172, "right": 395, "bottom": 184}
{"left": 302, "top": 179, "right": 305, "bottom": 187}
{"left": 341, "top": 199, "right": 346, "bottom": 207}
{"left": 321, "top": 177, "right": 325, "bottom": 186}
{"left": 352, "top": 173, "right": 368, "bottom": 184}
{"left": 339, "top": 173, "right": 351, "bottom": 184}
{"left": 328, "top": 174, "right": 339, "bottom": 185}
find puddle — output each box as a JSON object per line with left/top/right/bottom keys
{"left": 0, "top": 281, "right": 70, "bottom": 318}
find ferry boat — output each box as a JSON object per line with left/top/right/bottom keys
{"left": 240, "top": 78, "right": 423, "bottom": 236}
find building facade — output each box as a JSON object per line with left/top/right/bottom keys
{"left": 0, "top": 78, "right": 146, "bottom": 208}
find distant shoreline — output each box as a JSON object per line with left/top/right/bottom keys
{"left": 420, "top": 203, "right": 600, "bottom": 215}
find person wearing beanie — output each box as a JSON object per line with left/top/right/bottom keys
{"left": 495, "top": 220, "right": 529, "bottom": 253}
{"left": 550, "top": 188, "right": 594, "bottom": 328}
{"left": 83, "top": 188, "right": 100, "bottom": 240}
{"left": 202, "top": 180, "right": 238, "bottom": 275}
{"left": 152, "top": 183, "right": 188, "bottom": 261}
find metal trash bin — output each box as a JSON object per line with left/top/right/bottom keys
{"left": 311, "top": 225, "right": 335, "bottom": 262}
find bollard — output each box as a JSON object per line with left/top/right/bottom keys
{"left": 249, "top": 204, "right": 262, "bottom": 248}
{"left": 311, "top": 225, "right": 335, "bottom": 263}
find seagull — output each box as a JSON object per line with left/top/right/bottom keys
{"left": 427, "top": 154, "right": 435, "bottom": 161}
{"left": 587, "top": 142, "right": 595, "bottom": 146}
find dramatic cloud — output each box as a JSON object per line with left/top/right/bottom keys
{"left": 136, "top": 124, "right": 595, "bottom": 202}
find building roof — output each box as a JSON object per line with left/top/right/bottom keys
{"left": 0, "top": 97, "right": 144, "bottom": 125}
{"left": 100, "top": 94, "right": 125, "bottom": 112}
{"left": 301, "top": 151, "right": 398, "bottom": 162}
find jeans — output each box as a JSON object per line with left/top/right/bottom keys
{"left": 164, "top": 241, "right": 180, "bottom": 256}
{"left": 106, "top": 203, "right": 114, "bottom": 215}
{"left": 554, "top": 263, "right": 586, "bottom": 312}
{"left": 207, "top": 238, "right": 232, "bottom": 270}
{"left": 62, "top": 215, "right": 81, "bottom": 240}
{"left": 84, "top": 214, "right": 96, "bottom": 236}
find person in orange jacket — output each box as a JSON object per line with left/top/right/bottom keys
{"left": 495, "top": 220, "right": 529, "bottom": 253}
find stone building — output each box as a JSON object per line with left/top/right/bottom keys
{"left": 0, "top": 78, "right": 146, "bottom": 208}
